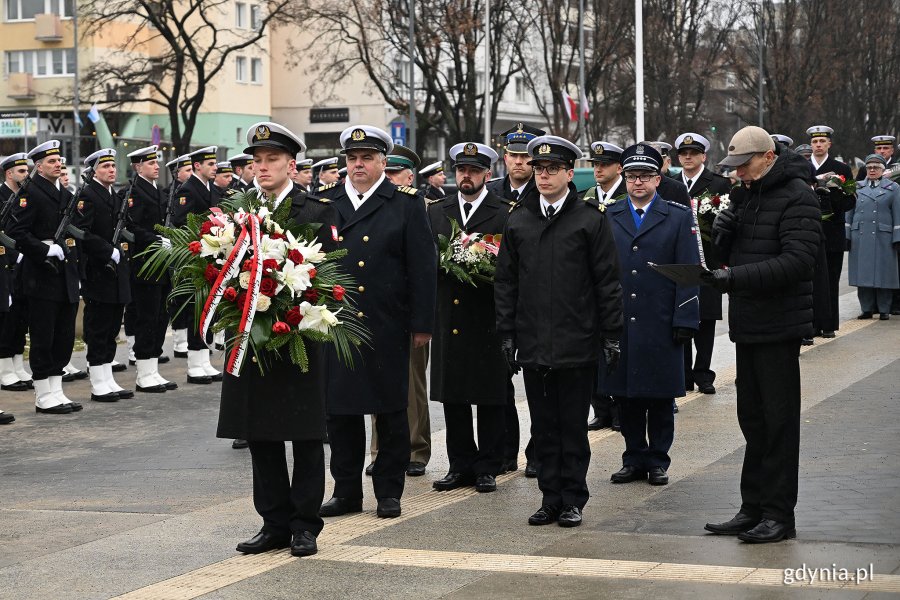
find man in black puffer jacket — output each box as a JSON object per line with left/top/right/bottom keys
{"left": 699, "top": 126, "right": 820, "bottom": 544}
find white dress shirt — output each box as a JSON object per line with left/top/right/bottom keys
{"left": 598, "top": 175, "right": 624, "bottom": 203}
{"left": 458, "top": 186, "right": 489, "bottom": 225}
{"left": 540, "top": 194, "right": 567, "bottom": 218}
{"left": 347, "top": 174, "right": 386, "bottom": 211}
{"left": 682, "top": 164, "right": 704, "bottom": 194}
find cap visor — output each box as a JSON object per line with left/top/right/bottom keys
{"left": 453, "top": 158, "right": 489, "bottom": 168}
{"left": 341, "top": 144, "right": 386, "bottom": 154}
{"left": 505, "top": 144, "right": 529, "bottom": 153}
{"left": 244, "top": 140, "right": 295, "bottom": 155}
{"left": 622, "top": 165, "right": 658, "bottom": 172}
{"left": 717, "top": 152, "right": 755, "bottom": 168}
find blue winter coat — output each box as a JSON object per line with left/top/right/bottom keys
{"left": 598, "top": 195, "right": 700, "bottom": 399}
{"left": 847, "top": 178, "right": 900, "bottom": 289}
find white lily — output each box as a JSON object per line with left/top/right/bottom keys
{"left": 278, "top": 260, "right": 315, "bottom": 295}
{"left": 297, "top": 301, "right": 339, "bottom": 334}
{"left": 200, "top": 222, "right": 236, "bottom": 258}
{"left": 284, "top": 231, "right": 327, "bottom": 263}
{"left": 258, "top": 235, "right": 288, "bottom": 261}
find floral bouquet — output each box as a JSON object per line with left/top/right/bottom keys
{"left": 139, "top": 189, "right": 368, "bottom": 375}
{"left": 693, "top": 191, "right": 731, "bottom": 242}
{"left": 437, "top": 218, "right": 501, "bottom": 287}
{"left": 815, "top": 171, "right": 857, "bottom": 197}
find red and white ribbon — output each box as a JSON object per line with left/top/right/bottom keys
{"left": 689, "top": 196, "right": 707, "bottom": 269}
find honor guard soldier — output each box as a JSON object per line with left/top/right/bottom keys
{"left": 674, "top": 132, "right": 731, "bottom": 394}
{"left": 807, "top": 125, "right": 854, "bottom": 337}
{"left": 125, "top": 145, "right": 178, "bottom": 393}
{"left": 212, "top": 161, "right": 235, "bottom": 204}
{"left": 73, "top": 149, "right": 134, "bottom": 402}
{"left": 171, "top": 146, "right": 222, "bottom": 384}
{"left": 227, "top": 153, "right": 255, "bottom": 191}
{"left": 219, "top": 122, "right": 335, "bottom": 558}
{"left": 856, "top": 135, "right": 897, "bottom": 181}
{"left": 418, "top": 161, "right": 445, "bottom": 199}
{"left": 338, "top": 166, "right": 347, "bottom": 184}
{"left": 318, "top": 125, "right": 437, "bottom": 520}
{"left": 312, "top": 157, "right": 340, "bottom": 191}
{"left": 7, "top": 140, "right": 83, "bottom": 414}
{"left": 486, "top": 121, "right": 545, "bottom": 475}
{"left": 292, "top": 158, "right": 313, "bottom": 191}
{"left": 495, "top": 135, "right": 623, "bottom": 527}
{"left": 600, "top": 143, "right": 700, "bottom": 488}
{"left": 771, "top": 134, "right": 794, "bottom": 147}
{"left": 428, "top": 142, "right": 510, "bottom": 493}
{"left": 0, "top": 153, "right": 34, "bottom": 392}
{"left": 163, "top": 154, "right": 193, "bottom": 358}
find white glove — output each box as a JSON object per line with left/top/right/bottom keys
{"left": 7, "top": 296, "right": 11, "bottom": 307}
{"left": 160, "top": 237, "right": 172, "bottom": 250}
{"left": 46, "top": 243, "right": 64, "bottom": 261}
{"left": 16, "top": 254, "right": 23, "bottom": 264}
{"left": 110, "top": 248, "right": 121, "bottom": 264}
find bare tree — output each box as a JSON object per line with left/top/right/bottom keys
{"left": 74, "top": 0, "right": 293, "bottom": 153}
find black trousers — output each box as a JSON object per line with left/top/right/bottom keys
{"left": 170, "top": 297, "right": 191, "bottom": 330}
{"left": 123, "top": 299, "right": 136, "bottom": 337}
{"left": 0, "top": 295, "right": 28, "bottom": 358}
{"left": 443, "top": 403, "right": 505, "bottom": 476}
{"left": 522, "top": 366, "right": 594, "bottom": 509}
{"left": 503, "top": 377, "right": 535, "bottom": 464}
{"left": 824, "top": 250, "right": 844, "bottom": 331}
{"left": 247, "top": 440, "right": 325, "bottom": 536}
{"left": 617, "top": 397, "right": 675, "bottom": 470}
{"left": 27, "top": 297, "right": 77, "bottom": 380}
{"left": 328, "top": 409, "right": 409, "bottom": 500}
{"left": 684, "top": 319, "right": 717, "bottom": 387}
{"left": 132, "top": 280, "right": 170, "bottom": 359}
{"left": 735, "top": 340, "right": 801, "bottom": 525}
{"left": 83, "top": 300, "right": 125, "bottom": 365}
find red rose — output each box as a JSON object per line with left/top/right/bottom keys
{"left": 259, "top": 277, "right": 278, "bottom": 297}
{"left": 262, "top": 258, "right": 279, "bottom": 274}
{"left": 288, "top": 249, "right": 304, "bottom": 264}
{"left": 272, "top": 321, "right": 290, "bottom": 335}
{"left": 308, "top": 267, "right": 317, "bottom": 280}
{"left": 711, "top": 196, "right": 721, "bottom": 207}
{"left": 223, "top": 287, "right": 237, "bottom": 302}
{"left": 188, "top": 241, "right": 202, "bottom": 254}
{"left": 236, "top": 291, "right": 248, "bottom": 307}
{"left": 199, "top": 221, "right": 214, "bottom": 236}
{"left": 241, "top": 259, "right": 253, "bottom": 272}
{"left": 270, "top": 232, "right": 285, "bottom": 240}
{"left": 839, "top": 175, "right": 846, "bottom": 182}
{"left": 303, "top": 288, "right": 319, "bottom": 303}
{"left": 483, "top": 234, "right": 494, "bottom": 245}
{"left": 204, "top": 264, "right": 220, "bottom": 284}
{"left": 332, "top": 285, "right": 346, "bottom": 301}
{"left": 285, "top": 306, "right": 303, "bottom": 326}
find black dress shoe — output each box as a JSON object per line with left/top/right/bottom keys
{"left": 319, "top": 496, "right": 362, "bottom": 517}
{"left": 158, "top": 354, "right": 171, "bottom": 364}
{"left": 1, "top": 381, "right": 31, "bottom": 392}
{"left": 524, "top": 461, "right": 538, "bottom": 478}
{"left": 558, "top": 505, "right": 582, "bottom": 527}
{"left": 365, "top": 462, "right": 374, "bottom": 476}
{"left": 500, "top": 459, "right": 518, "bottom": 473}
{"left": 112, "top": 363, "right": 127, "bottom": 373}
{"left": 704, "top": 513, "right": 760, "bottom": 535}
{"left": 698, "top": 383, "right": 716, "bottom": 394}
{"left": 0, "top": 412, "right": 15, "bottom": 424}
{"left": 173, "top": 350, "right": 188, "bottom": 358}
{"left": 235, "top": 530, "right": 290, "bottom": 554}
{"left": 209, "top": 373, "right": 224, "bottom": 382}
{"left": 475, "top": 474, "right": 496, "bottom": 493}
{"left": 737, "top": 519, "right": 796, "bottom": 543}
{"left": 406, "top": 461, "right": 426, "bottom": 476}
{"left": 376, "top": 497, "right": 401, "bottom": 518}
{"left": 610, "top": 465, "right": 646, "bottom": 483}
{"left": 91, "top": 391, "right": 120, "bottom": 402}
{"left": 800, "top": 337, "right": 814, "bottom": 346}
{"left": 892, "top": 310, "right": 900, "bottom": 316}
{"left": 36, "top": 404, "right": 73, "bottom": 414}
{"left": 648, "top": 466, "right": 669, "bottom": 486}
{"left": 115, "top": 388, "right": 135, "bottom": 399}
{"left": 128, "top": 359, "right": 136, "bottom": 366}
{"left": 67, "top": 401, "right": 83, "bottom": 412}
{"left": 611, "top": 414, "right": 621, "bottom": 431}
{"left": 136, "top": 383, "right": 167, "bottom": 393}
{"left": 433, "top": 472, "right": 474, "bottom": 491}
{"left": 163, "top": 381, "right": 178, "bottom": 390}
{"left": 527, "top": 505, "right": 559, "bottom": 526}
{"left": 821, "top": 330, "right": 836, "bottom": 338}
{"left": 290, "top": 531, "right": 317, "bottom": 557}
{"left": 879, "top": 313, "right": 890, "bottom": 320}
{"left": 187, "top": 374, "right": 212, "bottom": 384}
{"left": 232, "top": 439, "right": 249, "bottom": 449}
{"left": 857, "top": 312, "right": 873, "bottom": 319}
{"left": 587, "top": 416, "right": 611, "bottom": 430}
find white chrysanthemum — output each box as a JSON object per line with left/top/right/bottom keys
{"left": 297, "top": 301, "right": 339, "bottom": 334}
{"left": 255, "top": 295, "right": 271, "bottom": 312}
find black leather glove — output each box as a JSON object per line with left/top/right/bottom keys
{"left": 712, "top": 208, "right": 738, "bottom": 246}
{"left": 700, "top": 268, "right": 733, "bottom": 293}
{"left": 500, "top": 337, "right": 519, "bottom": 375}
{"left": 602, "top": 338, "right": 620, "bottom": 375}
{"left": 672, "top": 327, "right": 694, "bottom": 344}
{"left": 814, "top": 185, "right": 830, "bottom": 196}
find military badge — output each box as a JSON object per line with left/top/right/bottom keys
{"left": 464, "top": 143, "right": 478, "bottom": 156}
{"left": 179, "top": 197, "right": 187, "bottom": 205}
{"left": 77, "top": 200, "right": 84, "bottom": 211}
{"left": 684, "top": 135, "right": 694, "bottom": 145}
{"left": 121, "top": 243, "right": 129, "bottom": 252}
{"left": 256, "top": 125, "right": 270, "bottom": 140}
{"left": 18, "top": 198, "right": 27, "bottom": 207}
{"left": 65, "top": 238, "right": 76, "bottom": 247}
{"left": 516, "top": 123, "right": 524, "bottom": 132}
{"left": 128, "top": 198, "right": 134, "bottom": 207}
{"left": 351, "top": 129, "right": 366, "bottom": 141}
{"left": 0, "top": 247, "right": 5, "bottom": 256}
{"left": 538, "top": 144, "right": 551, "bottom": 155}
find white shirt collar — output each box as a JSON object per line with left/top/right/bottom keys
{"left": 139, "top": 175, "right": 157, "bottom": 189}
{"left": 512, "top": 181, "right": 528, "bottom": 195}
{"left": 347, "top": 173, "right": 386, "bottom": 211}
{"left": 811, "top": 154, "right": 828, "bottom": 171}
{"left": 459, "top": 186, "right": 490, "bottom": 225}
{"left": 266, "top": 180, "right": 294, "bottom": 210}
{"left": 192, "top": 173, "right": 210, "bottom": 190}
{"left": 598, "top": 175, "right": 623, "bottom": 201}
{"left": 93, "top": 177, "right": 113, "bottom": 194}
{"left": 540, "top": 193, "right": 566, "bottom": 218}
{"left": 683, "top": 164, "right": 704, "bottom": 190}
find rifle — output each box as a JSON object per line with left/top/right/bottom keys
{"left": 107, "top": 174, "right": 137, "bottom": 273}
{"left": 164, "top": 177, "right": 184, "bottom": 228}
{"left": 0, "top": 165, "right": 38, "bottom": 251}
{"left": 45, "top": 167, "right": 90, "bottom": 273}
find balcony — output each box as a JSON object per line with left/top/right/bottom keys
{"left": 7, "top": 73, "right": 36, "bottom": 100}
{"left": 34, "top": 13, "right": 63, "bottom": 41}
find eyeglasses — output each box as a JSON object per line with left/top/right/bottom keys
{"left": 865, "top": 165, "right": 884, "bottom": 170}
{"left": 532, "top": 165, "right": 564, "bottom": 175}
{"left": 624, "top": 173, "right": 657, "bottom": 183}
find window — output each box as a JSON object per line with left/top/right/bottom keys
{"left": 725, "top": 97, "right": 736, "bottom": 113}
{"left": 5, "top": 48, "right": 75, "bottom": 76}
{"left": 250, "top": 4, "right": 261, "bottom": 29}
{"left": 6, "top": 0, "right": 72, "bottom": 20}
{"left": 725, "top": 72, "right": 737, "bottom": 89}
{"left": 235, "top": 1, "right": 247, "bottom": 28}
{"left": 250, "top": 58, "right": 262, "bottom": 84}
{"left": 514, "top": 76, "right": 526, "bottom": 102}
{"left": 235, "top": 56, "right": 247, "bottom": 82}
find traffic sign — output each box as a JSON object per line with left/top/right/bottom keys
{"left": 390, "top": 121, "right": 406, "bottom": 146}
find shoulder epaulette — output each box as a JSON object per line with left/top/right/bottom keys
{"left": 317, "top": 182, "right": 338, "bottom": 192}
{"left": 426, "top": 198, "right": 442, "bottom": 206}
{"left": 223, "top": 188, "right": 239, "bottom": 198}
{"left": 666, "top": 200, "right": 689, "bottom": 210}
{"left": 396, "top": 185, "right": 419, "bottom": 196}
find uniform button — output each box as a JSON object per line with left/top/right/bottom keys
{"left": 358, "top": 285, "right": 365, "bottom": 292}
{"left": 251, "top": 356, "right": 257, "bottom": 363}
{"left": 630, "top": 293, "right": 636, "bottom": 299}
{"left": 453, "top": 299, "right": 460, "bottom": 305}
{"left": 358, "top": 260, "right": 365, "bottom": 267}
{"left": 632, "top": 245, "right": 638, "bottom": 251}
{"left": 338, "top": 236, "right": 344, "bottom": 242}
{"left": 363, "top": 235, "right": 370, "bottom": 242}
{"left": 631, "top": 269, "right": 637, "bottom": 275}
{"left": 357, "top": 311, "right": 364, "bottom": 318}
{"left": 452, "top": 328, "right": 459, "bottom": 335}
{"left": 630, "top": 317, "right": 636, "bottom": 322}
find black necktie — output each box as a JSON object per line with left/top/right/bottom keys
{"left": 685, "top": 179, "right": 693, "bottom": 191}
{"left": 635, "top": 208, "right": 644, "bottom": 217}
{"left": 463, "top": 202, "right": 472, "bottom": 218}
{"left": 871, "top": 180, "right": 877, "bottom": 188}
{"left": 358, "top": 194, "right": 364, "bottom": 200}
{"left": 511, "top": 190, "right": 520, "bottom": 201}
{"left": 546, "top": 205, "right": 556, "bottom": 219}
